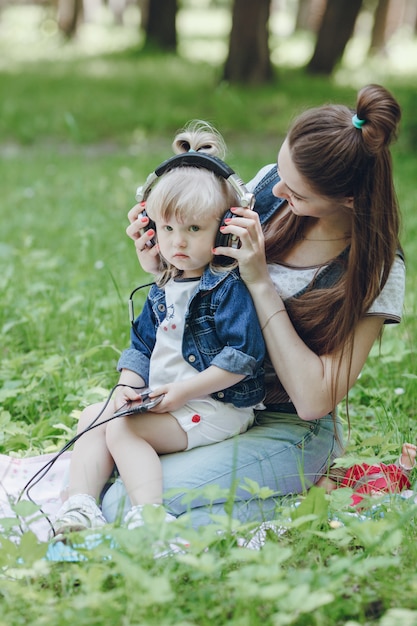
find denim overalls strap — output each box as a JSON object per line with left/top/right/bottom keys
{"left": 287, "top": 245, "right": 404, "bottom": 302}
{"left": 252, "top": 166, "right": 287, "bottom": 225}
{"left": 290, "top": 246, "right": 350, "bottom": 300}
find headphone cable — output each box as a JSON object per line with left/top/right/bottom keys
{"left": 16, "top": 383, "right": 147, "bottom": 537}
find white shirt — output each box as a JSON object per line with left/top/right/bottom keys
{"left": 149, "top": 278, "right": 200, "bottom": 389}
{"left": 267, "top": 256, "right": 405, "bottom": 323}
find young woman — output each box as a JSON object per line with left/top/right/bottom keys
{"left": 102, "top": 85, "right": 405, "bottom": 527}
{"left": 51, "top": 125, "right": 266, "bottom": 536}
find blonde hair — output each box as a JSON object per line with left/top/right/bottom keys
{"left": 172, "top": 119, "right": 227, "bottom": 159}
{"left": 145, "top": 120, "right": 239, "bottom": 284}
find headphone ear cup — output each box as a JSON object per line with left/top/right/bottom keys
{"left": 215, "top": 210, "right": 240, "bottom": 249}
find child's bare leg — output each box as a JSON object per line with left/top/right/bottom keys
{"left": 106, "top": 412, "right": 187, "bottom": 506}
{"left": 51, "top": 401, "right": 116, "bottom": 536}
{"left": 67, "top": 401, "right": 116, "bottom": 499}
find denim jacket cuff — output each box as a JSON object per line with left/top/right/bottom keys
{"left": 211, "top": 347, "right": 259, "bottom": 377}
{"left": 117, "top": 348, "right": 149, "bottom": 384}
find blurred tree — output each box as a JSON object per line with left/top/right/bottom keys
{"left": 295, "top": 0, "right": 311, "bottom": 30}
{"left": 141, "top": 0, "right": 177, "bottom": 51}
{"left": 295, "top": 0, "right": 326, "bottom": 33}
{"left": 404, "top": 0, "right": 417, "bottom": 35}
{"left": 57, "top": 0, "right": 83, "bottom": 38}
{"left": 370, "top": 0, "right": 417, "bottom": 54}
{"left": 369, "top": 0, "right": 390, "bottom": 55}
{"left": 83, "top": 0, "right": 103, "bottom": 23}
{"left": 108, "top": 0, "right": 128, "bottom": 25}
{"left": 223, "top": 0, "right": 273, "bottom": 84}
{"left": 307, "top": 0, "right": 364, "bottom": 75}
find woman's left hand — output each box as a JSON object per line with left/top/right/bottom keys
{"left": 213, "top": 207, "right": 270, "bottom": 285}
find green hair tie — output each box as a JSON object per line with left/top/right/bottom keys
{"left": 352, "top": 113, "right": 366, "bottom": 129}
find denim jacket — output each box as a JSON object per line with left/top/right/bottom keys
{"left": 118, "top": 267, "right": 266, "bottom": 408}
{"left": 118, "top": 166, "right": 286, "bottom": 407}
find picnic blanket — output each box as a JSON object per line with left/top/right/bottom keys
{"left": 0, "top": 451, "right": 71, "bottom": 542}
{"left": 1, "top": 451, "right": 416, "bottom": 552}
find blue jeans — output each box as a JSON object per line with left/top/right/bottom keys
{"left": 101, "top": 410, "right": 344, "bottom": 527}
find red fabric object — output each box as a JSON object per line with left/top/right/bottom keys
{"left": 341, "top": 462, "right": 411, "bottom": 506}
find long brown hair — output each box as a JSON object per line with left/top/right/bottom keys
{"left": 264, "top": 84, "right": 402, "bottom": 356}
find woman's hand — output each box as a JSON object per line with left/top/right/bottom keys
{"left": 213, "top": 207, "right": 270, "bottom": 285}
{"left": 126, "top": 203, "right": 161, "bottom": 275}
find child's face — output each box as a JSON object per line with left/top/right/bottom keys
{"left": 155, "top": 212, "right": 220, "bottom": 278}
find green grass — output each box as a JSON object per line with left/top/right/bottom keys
{"left": 1, "top": 5, "right": 417, "bottom": 625}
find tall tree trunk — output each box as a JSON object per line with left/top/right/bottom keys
{"left": 370, "top": 0, "right": 414, "bottom": 54}
{"left": 403, "top": 0, "right": 417, "bottom": 35}
{"left": 369, "top": 0, "right": 391, "bottom": 55}
{"left": 223, "top": 0, "right": 273, "bottom": 84}
{"left": 384, "top": 0, "right": 408, "bottom": 38}
{"left": 295, "top": 0, "right": 326, "bottom": 33}
{"left": 57, "top": 0, "right": 83, "bottom": 38}
{"left": 108, "top": 0, "right": 128, "bottom": 25}
{"left": 142, "top": 0, "right": 177, "bottom": 51}
{"left": 307, "top": 0, "right": 364, "bottom": 75}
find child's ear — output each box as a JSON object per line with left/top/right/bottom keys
{"left": 343, "top": 196, "right": 354, "bottom": 209}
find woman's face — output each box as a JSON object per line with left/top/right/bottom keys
{"left": 272, "top": 139, "right": 349, "bottom": 219}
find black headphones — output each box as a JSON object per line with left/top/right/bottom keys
{"left": 135, "top": 152, "right": 255, "bottom": 249}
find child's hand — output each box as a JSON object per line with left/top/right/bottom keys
{"left": 114, "top": 385, "right": 143, "bottom": 411}
{"left": 148, "top": 383, "right": 190, "bottom": 414}
{"left": 399, "top": 443, "right": 417, "bottom": 471}
{"left": 114, "top": 370, "right": 146, "bottom": 411}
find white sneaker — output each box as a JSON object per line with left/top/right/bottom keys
{"left": 52, "top": 494, "right": 107, "bottom": 538}
{"left": 123, "top": 504, "right": 176, "bottom": 530}
{"left": 154, "top": 536, "right": 190, "bottom": 559}
{"left": 237, "top": 521, "right": 287, "bottom": 550}
{"left": 123, "top": 504, "right": 190, "bottom": 558}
